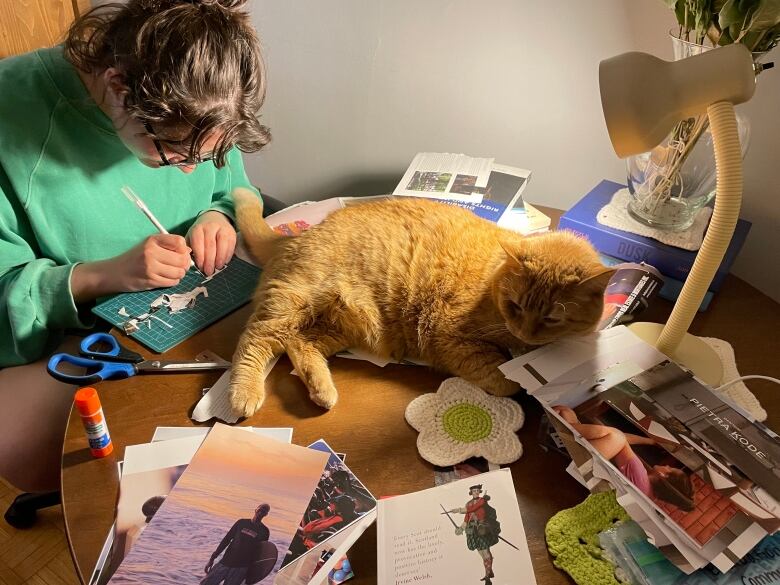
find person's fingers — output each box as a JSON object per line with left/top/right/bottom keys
{"left": 155, "top": 246, "right": 191, "bottom": 271}
{"left": 190, "top": 226, "right": 206, "bottom": 270}
{"left": 214, "top": 228, "right": 235, "bottom": 269}
{"left": 153, "top": 233, "right": 189, "bottom": 252}
{"left": 201, "top": 225, "right": 218, "bottom": 276}
{"left": 151, "top": 256, "right": 188, "bottom": 281}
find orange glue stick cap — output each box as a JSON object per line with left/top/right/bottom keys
{"left": 74, "top": 387, "right": 113, "bottom": 458}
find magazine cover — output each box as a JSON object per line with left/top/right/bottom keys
{"left": 108, "top": 424, "right": 328, "bottom": 585}
{"left": 597, "top": 262, "right": 664, "bottom": 331}
{"left": 377, "top": 468, "right": 535, "bottom": 585}
{"left": 500, "top": 327, "right": 780, "bottom": 572}
{"left": 440, "top": 163, "right": 531, "bottom": 224}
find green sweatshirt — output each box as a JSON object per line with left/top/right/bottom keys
{"left": 0, "top": 47, "right": 260, "bottom": 366}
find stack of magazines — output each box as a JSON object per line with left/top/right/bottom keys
{"left": 393, "top": 152, "right": 550, "bottom": 234}
{"left": 499, "top": 326, "right": 780, "bottom": 576}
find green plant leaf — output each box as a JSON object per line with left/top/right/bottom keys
{"left": 748, "top": 0, "right": 780, "bottom": 29}
{"left": 718, "top": 27, "right": 736, "bottom": 43}
{"left": 718, "top": 0, "right": 749, "bottom": 32}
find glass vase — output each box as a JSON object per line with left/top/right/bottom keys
{"left": 625, "top": 34, "right": 757, "bottom": 231}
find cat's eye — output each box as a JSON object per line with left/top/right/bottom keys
{"left": 543, "top": 315, "right": 562, "bottom": 325}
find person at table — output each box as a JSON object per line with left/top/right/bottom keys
{"left": 0, "top": 0, "right": 269, "bottom": 512}
{"left": 202, "top": 504, "right": 271, "bottom": 585}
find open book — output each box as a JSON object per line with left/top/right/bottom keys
{"left": 377, "top": 469, "right": 536, "bottom": 585}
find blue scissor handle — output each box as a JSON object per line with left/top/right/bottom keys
{"left": 80, "top": 333, "right": 144, "bottom": 363}
{"left": 47, "top": 353, "right": 136, "bottom": 384}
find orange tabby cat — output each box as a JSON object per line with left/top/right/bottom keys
{"left": 229, "top": 188, "right": 613, "bottom": 416}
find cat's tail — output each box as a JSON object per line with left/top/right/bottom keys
{"left": 233, "top": 187, "right": 283, "bottom": 265}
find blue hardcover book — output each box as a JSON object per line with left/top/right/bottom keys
{"left": 599, "top": 254, "right": 714, "bottom": 312}
{"left": 560, "top": 180, "right": 751, "bottom": 292}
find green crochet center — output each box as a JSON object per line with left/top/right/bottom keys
{"left": 441, "top": 404, "right": 492, "bottom": 443}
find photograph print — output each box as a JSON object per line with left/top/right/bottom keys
{"left": 108, "top": 424, "right": 328, "bottom": 585}
{"left": 282, "top": 439, "right": 376, "bottom": 568}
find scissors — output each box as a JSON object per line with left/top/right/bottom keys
{"left": 47, "top": 332, "right": 230, "bottom": 384}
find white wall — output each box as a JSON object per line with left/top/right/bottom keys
{"left": 245, "top": 0, "right": 780, "bottom": 301}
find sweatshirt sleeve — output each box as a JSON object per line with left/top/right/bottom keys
{"left": 0, "top": 171, "right": 92, "bottom": 367}
{"left": 206, "top": 147, "right": 262, "bottom": 222}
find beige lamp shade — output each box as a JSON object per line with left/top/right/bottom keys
{"left": 599, "top": 43, "right": 756, "bottom": 158}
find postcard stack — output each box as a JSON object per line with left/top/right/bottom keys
{"left": 93, "top": 425, "right": 377, "bottom": 585}
{"left": 499, "top": 325, "right": 780, "bottom": 576}
{"left": 392, "top": 151, "right": 550, "bottom": 234}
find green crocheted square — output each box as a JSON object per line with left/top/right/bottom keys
{"left": 545, "top": 491, "right": 630, "bottom": 585}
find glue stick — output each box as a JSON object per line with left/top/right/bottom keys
{"left": 74, "top": 387, "right": 113, "bottom": 458}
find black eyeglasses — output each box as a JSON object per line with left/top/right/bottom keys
{"left": 143, "top": 122, "right": 213, "bottom": 168}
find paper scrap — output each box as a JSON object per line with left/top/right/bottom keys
{"left": 123, "top": 319, "right": 140, "bottom": 334}
{"left": 191, "top": 356, "right": 281, "bottom": 423}
{"left": 121, "top": 435, "right": 206, "bottom": 476}
{"left": 200, "top": 265, "right": 227, "bottom": 284}
{"left": 151, "top": 286, "right": 208, "bottom": 314}
{"left": 118, "top": 306, "right": 129, "bottom": 317}
{"left": 149, "top": 314, "right": 173, "bottom": 329}
{"left": 335, "top": 348, "right": 428, "bottom": 368}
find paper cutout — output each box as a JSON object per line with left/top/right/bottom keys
{"left": 191, "top": 356, "right": 280, "bottom": 423}
{"left": 118, "top": 307, "right": 129, "bottom": 317}
{"left": 150, "top": 286, "right": 208, "bottom": 314}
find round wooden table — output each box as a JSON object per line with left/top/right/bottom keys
{"left": 61, "top": 208, "right": 780, "bottom": 585}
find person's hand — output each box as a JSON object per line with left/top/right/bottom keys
{"left": 455, "top": 526, "right": 464, "bottom": 536}
{"left": 187, "top": 211, "right": 237, "bottom": 276}
{"left": 71, "top": 234, "right": 192, "bottom": 302}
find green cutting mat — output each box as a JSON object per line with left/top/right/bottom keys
{"left": 92, "top": 257, "right": 261, "bottom": 353}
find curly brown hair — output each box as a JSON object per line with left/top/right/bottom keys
{"left": 64, "top": 0, "right": 270, "bottom": 167}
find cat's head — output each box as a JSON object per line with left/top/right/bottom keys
{"left": 493, "top": 231, "right": 615, "bottom": 345}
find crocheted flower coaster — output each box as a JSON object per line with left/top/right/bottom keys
{"left": 545, "top": 491, "right": 629, "bottom": 585}
{"left": 404, "top": 377, "right": 524, "bottom": 466}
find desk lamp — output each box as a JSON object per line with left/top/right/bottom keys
{"left": 598, "top": 44, "right": 757, "bottom": 385}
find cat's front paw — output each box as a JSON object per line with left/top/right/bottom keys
{"left": 481, "top": 377, "right": 522, "bottom": 397}
{"left": 308, "top": 386, "right": 339, "bottom": 410}
{"left": 229, "top": 382, "right": 265, "bottom": 417}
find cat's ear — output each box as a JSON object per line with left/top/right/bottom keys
{"left": 498, "top": 238, "right": 527, "bottom": 266}
{"left": 577, "top": 267, "right": 616, "bottom": 295}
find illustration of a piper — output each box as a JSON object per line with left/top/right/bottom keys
{"left": 441, "top": 484, "right": 517, "bottom": 585}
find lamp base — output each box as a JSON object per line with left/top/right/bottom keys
{"left": 627, "top": 322, "right": 724, "bottom": 386}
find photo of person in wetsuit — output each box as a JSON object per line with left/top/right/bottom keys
{"left": 202, "top": 503, "right": 271, "bottom": 585}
